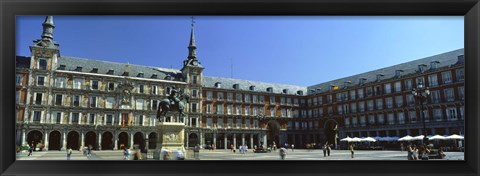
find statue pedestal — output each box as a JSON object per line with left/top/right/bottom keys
{"left": 155, "top": 122, "right": 185, "bottom": 160}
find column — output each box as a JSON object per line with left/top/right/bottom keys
{"left": 250, "top": 134, "right": 253, "bottom": 149}
{"left": 185, "top": 132, "right": 189, "bottom": 147}
{"left": 44, "top": 131, "right": 49, "bottom": 151}
{"left": 224, "top": 134, "right": 227, "bottom": 150}
{"left": 145, "top": 133, "right": 149, "bottom": 150}
{"left": 62, "top": 131, "right": 67, "bottom": 150}
{"left": 233, "top": 134, "right": 237, "bottom": 149}
{"left": 114, "top": 133, "right": 118, "bottom": 150}
{"left": 81, "top": 131, "right": 85, "bottom": 148}
{"left": 200, "top": 132, "right": 205, "bottom": 147}
{"left": 98, "top": 132, "right": 102, "bottom": 150}
{"left": 21, "top": 129, "right": 26, "bottom": 146}
{"left": 241, "top": 133, "right": 245, "bottom": 146}
{"left": 263, "top": 133, "right": 267, "bottom": 148}
{"left": 130, "top": 132, "right": 134, "bottom": 149}
{"left": 213, "top": 133, "right": 217, "bottom": 149}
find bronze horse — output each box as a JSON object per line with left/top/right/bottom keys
{"left": 156, "top": 93, "right": 189, "bottom": 122}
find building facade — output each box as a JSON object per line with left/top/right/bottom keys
{"left": 15, "top": 16, "right": 465, "bottom": 151}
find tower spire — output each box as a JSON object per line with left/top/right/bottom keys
{"left": 187, "top": 16, "right": 197, "bottom": 60}
{"left": 41, "top": 16, "right": 55, "bottom": 40}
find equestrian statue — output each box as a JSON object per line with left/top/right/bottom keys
{"left": 156, "top": 88, "right": 190, "bottom": 122}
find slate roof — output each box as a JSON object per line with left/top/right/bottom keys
{"left": 57, "top": 56, "right": 184, "bottom": 81}
{"left": 307, "top": 48, "right": 465, "bottom": 95}
{"left": 202, "top": 76, "right": 308, "bottom": 95}
{"left": 16, "top": 56, "right": 31, "bottom": 69}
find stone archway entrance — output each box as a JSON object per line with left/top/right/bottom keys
{"left": 102, "top": 131, "right": 113, "bottom": 150}
{"left": 48, "top": 131, "right": 61, "bottom": 150}
{"left": 324, "top": 120, "right": 339, "bottom": 148}
{"left": 266, "top": 120, "right": 280, "bottom": 148}
{"left": 148, "top": 132, "right": 157, "bottom": 149}
{"left": 85, "top": 131, "right": 97, "bottom": 150}
{"left": 67, "top": 131, "right": 80, "bottom": 150}
{"left": 188, "top": 133, "right": 198, "bottom": 147}
{"left": 27, "top": 130, "right": 43, "bottom": 148}
{"left": 118, "top": 132, "right": 129, "bottom": 149}
{"left": 133, "top": 132, "right": 145, "bottom": 151}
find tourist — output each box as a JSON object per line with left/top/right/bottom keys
{"left": 349, "top": 144, "right": 355, "bottom": 158}
{"left": 327, "top": 144, "right": 331, "bottom": 156}
{"left": 412, "top": 144, "right": 419, "bottom": 160}
{"left": 421, "top": 144, "right": 430, "bottom": 160}
{"left": 124, "top": 147, "right": 130, "bottom": 160}
{"left": 67, "top": 147, "right": 73, "bottom": 160}
{"left": 291, "top": 144, "right": 294, "bottom": 151}
{"left": 279, "top": 147, "right": 287, "bottom": 160}
{"left": 438, "top": 147, "right": 446, "bottom": 159}
{"left": 323, "top": 143, "right": 327, "bottom": 157}
{"left": 28, "top": 144, "right": 33, "bottom": 156}
{"left": 407, "top": 144, "right": 413, "bottom": 160}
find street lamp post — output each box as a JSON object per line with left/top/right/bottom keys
{"left": 412, "top": 82, "right": 430, "bottom": 144}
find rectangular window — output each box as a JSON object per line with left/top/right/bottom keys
{"left": 388, "top": 113, "right": 395, "bottom": 125}
{"left": 358, "top": 88, "right": 364, "bottom": 98}
{"left": 206, "top": 91, "right": 213, "bottom": 101}
{"left": 55, "top": 94, "right": 63, "bottom": 106}
{"left": 344, "top": 118, "right": 350, "bottom": 127}
{"left": 259, "top": 96, "right": 265, "bottom": 103}
{"left": 206, "top": 118, "right": 212, "bottom": 128}
{"left": 90, "top": 96, "right": 97, "bottom": 108}
{"left": 236, "top": 119, "right": 241, "bottom": 128}
{"left": 15, "top": 91, "right": 20, "bottom": 104}
{"left": 405, "top": 79, "right": 413, "bottom": 91}
{"left": 409, "top": 111, "right": 417, "bottom": 123}
{"left": 206, "top": 104, "right": 212, "bottom": 114}
{"left": 106, "top": 97, "right": 115, "bottom": 109}
{"left": 217, "top": 92, "right": 224, "bottom": 101}
{"left": 423, "top": 110, "right": 430, "bottom": 122}
{"left": 270, "top": 96, "right": 275, "bottom": 104}
{"left": 352, "top": 116, "right": 358, "bottom": 127}
{"left": 139, "top": 84, "right": 144, "bottom": 93}
{"left": 271, "top": 108, "right": 275, "bottom": 117}
{"left": 73, "top": 79, "right": 83, "bottom": 89}
{"left": 444, "top": 88, "right": 455, "bottom": 102}
{"left": 227, "top": 105, "right": 233, "bottom": 115}
{"left": 460, "top": 106, "right": 465, "bottom": 119}
{"left": 16, "top": 74, "right": 23, "bottom": 85}
{"left": 106, "top": 114, "right": 113, "bottom": 125}
{"left": 151, "top": 85, "right": 158, "bottom": 95}
{"left": 91, "top": 80, "right": 99, "bottom": 90}
{"left": 35, "top": 93, "right": 43, "bottom": 105}
{"left": 37, "top": 76, "right": 45, "bottom": 86}
{"left": 136, "top": 99, "right": 144, "bottom": 110}
{"left": 254, "top": 120, "right": 259, "bottom": 128}
{"left": 395, "top": 96, "right": 403, "bottom": 107}
{"left": 245, "top": 119, "right": 250, "bottom": 129}
{"left": 252, "top": 95, "right": 258, "bottom": 103}
{"left": 236, "top": 93, "right": 242, "bottom": 102}
{"left": 360, "top": 116, "right": 366, "bottom": 127}
{"left": 456, "top": 68, "right": 465, "bottom": 81}
{"left": 192, "top": 89, "right": 197, "bottom": 98}
{"left": 430, "top": 90, "right": 440, "bottom": 103}
{"left": 384, "top": 83, "right": 391, "bottom": 94}
{"left": 280, "top": 97, "right": 285, "bottom": 105}
{"left": 434, "top": 109, "right": 442, "bottom": 121}
{"left": 217, "top": 105, "right": 223, "bottom": 114}
{"left": 377, "top": 114, "right": 384, "bottom": 124}
{"left": 458, "top": 87, "right": 465, "bottom": 100}
{"left": 376, "top": 99, "right": 383, "bottom": 110}
{"left": 73, "top": 95, "right": 80, "bottom": 107}
{"left": 191, "top": 103, "right": 197, "bottom": 113}
{"left": 446, "top": 107, "right": 457, "bottom": 120}
{"left": 397, "top": 112, "right": 405, "bottom": 124}
{"left": 394, "top": 81, "right": 401, "bottom": 92}
{"left": 33, "top": 111, "right": 42, "bottom": 122}
{"left": 442, "top": 71, "right": 452, "bottom": 84}
{"left": 386, "top": 97, "right": 393, "bottom": 108}
{"left": 55, "top": 77, "right": 66, "bottom": 88}
{"left": 294, "top": 98, "right": 299, "bottom": 105}
{"left": 253, "top": 107, "right": 258, "bottom": 116}
{"left": 367, "top": 100, "right": 374, "bottom": 111}
{"left": 407, "top": 95, "right": 415, "bottom": 106}
{"left": 374, "top": 86, "right": 382, "bottom": 96}
{"left": 192, "top": 75, "right": 198, "bottom": 84}
{"left": 227, "top": 119, "right": 233, "bottom": 128}
{"left": 108, "top": 82, "right": 115, "bottom": 91}
{"left": 366, "top": 87, "right": 373, "bottom": 97}
{"left": 89, "top": 114, "right": 96, "bottom": 125}
{"left": 358, "top": 101, "right": 365, "bottom": 112}
{"left": 245, "top": 106, "right": 250, "bottom": 115}
{"left": 227, "top": 93, "right": 233, "bottom": 102}
{"left": 55, "top": 112, "right": 62, "bottom": 124}
{"left": 287, "top": 98, "right": 291, "bottom": 105}
{"left": 350, "top": 103, "right": 357, "bottom": 113}
{"left": 428, "top": 74, "right": 438, "bottom": 87}
{"left": 72, "top": 113, "right": 79, "bottom": 123}
{"left": 350, "top": 90, "right": 356, "bottom": 100}
{"left": 39, "top": 59, "right": 47, "bottom": 70}
{"left": 368, "top": 115, "right": 375, "bottom": 125}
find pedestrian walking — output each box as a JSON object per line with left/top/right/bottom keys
{"left": 412, "top": 144, "right": 419, "bottom": 160}
{"left": 421, "top": 144, "right": 430, "bottom": 160}
{"left": 327, "top": 144, "right": 331, "bottom": 156}
{"left": 407, "top": 144, "right": 413, "bottom": 160}
{"left": 291, "top": 144, "right": 294, "bottom": 151}
{"left": 67, "top": 147, "right": 73, "bottom": 160}
{"left": 279, "top": 147, "right": 287, "bottom": 160}
{"left": 349, "top": 144, "right": 355, "bottom": 158}
{"left": 322, "top": 144, "right": 327, "bottom": 157}
{"left": 28, "top": 144, "right": 33, "bottom": 156}
{"left": 87, "top": 145, "right": 92, "bottom": 156}
{"left": 123, "top": 147, "right": 130, "bottom": 160}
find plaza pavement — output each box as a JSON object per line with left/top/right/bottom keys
{"left": 16, "top": 149, "right": 464, "bottom": 161}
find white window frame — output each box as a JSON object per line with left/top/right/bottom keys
{"left": 106, "top": 97, "right": 114, "bottom": 109}
{"left": 36, "top": 75, "right": 45, "bottom": 86}
{"left": 73, "top": 79, "right": 83, "bottom": 89}
{"left": 16, "top": 74, "right": 23, "bottom": 86}
{"left": 91, "top": 80, "right": 99, "bottom": 90}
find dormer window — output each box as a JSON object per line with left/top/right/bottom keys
{"left": 266, "top": 87, "right": 273, "bottom": 93}
{"left": 359, "top": 78, "right": 367, "bottom": 85}
{"left": 316, "top": 88, "right": 322, "bottom": 94}
{"left": 344, "top": 81, "right": 351, "bottom": 88}
{"left": 107, "top": 69, "right": 114, "bottom": 75}
{"left": 309, "top": 89, "right": 316, "bottom": 94}
{"left": 38, "top": 59, "right": 47, "bottom": 70}
{"left": 376, "top": 74, "right": 384, "bottom": 82}
{"left": 430, "top": 61, "right": 440, "bottom": 70}
{"left": 215, "top": 82, "right": 221, "bottom": 88}
{"left": 395, "top": 70, "right": 404, "bottom": 78}
{"left": 137, "top": 72, "right": 144, "bottom": 78}
{"left": 283, "top": 89, "right": 289, "bottom": 94}
{"left": 297, "top": 90, "right": 303, "bottom": 95}
{"left": 418, "top": 64, "right": 427, "bottom": 73}
{"left": 151, "top": 74, "right": 158, "bottom": 78}
{"left": 457, "top": 55, "right": 465, "bottom": 64}
{"left": 75, "top": 66, "right": 83, "bottom": 72}
{"left": 233, "top": 84, "right": 240, "bottom": 90}
{"left": 122, "top": 72, "right": 129, "bottom": 76}
{"left": 91, "top": 68, "right": 98, "bottom": 73}
{"left": 249, "top": 86, "right": 255, "bottom": 91}
{"left": 58, "top": 65, "right": 66, "bottom": 70}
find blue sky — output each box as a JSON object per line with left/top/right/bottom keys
{"left": 16, "top": 16, "right": 464, "bottom": 87}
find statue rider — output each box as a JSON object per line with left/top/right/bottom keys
{"left": 168, "top": 88, "right": 181, "bottom": 108}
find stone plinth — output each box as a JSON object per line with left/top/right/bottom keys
{"left": 155, "top": 122, "right": 185, "bottom": 160}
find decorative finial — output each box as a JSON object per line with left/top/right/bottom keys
{"left": 191, "top": 16, "right": 195, "bottom": 27}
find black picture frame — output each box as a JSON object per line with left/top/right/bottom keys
{"left": 1, "top": 0, "right": 479, "bottom": 176}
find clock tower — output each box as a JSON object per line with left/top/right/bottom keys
{"left": 181, "top": 17, "right": 204, "bottom": 147}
